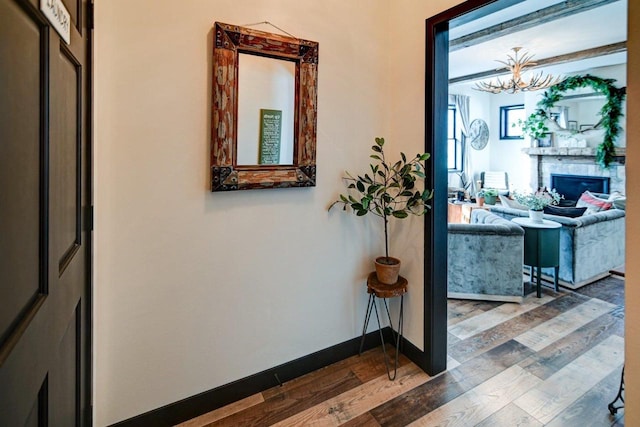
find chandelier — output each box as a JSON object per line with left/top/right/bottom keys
{"left": 474, "top": 47, "right": 563, "bottom": 94}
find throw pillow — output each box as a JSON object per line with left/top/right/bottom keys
{"left": 499, "top": 195, "right": 527, "bottom": 210}
{"left": 576, "top": 190, "right": 613, "bottom": 214}
{"left": 543, "top": 205, "right": 588, "bottom": 218}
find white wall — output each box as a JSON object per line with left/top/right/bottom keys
{"left": 94, "top": 1, "right": 461, "bottom": 425}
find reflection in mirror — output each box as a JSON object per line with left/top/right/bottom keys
{"left": 552, "top": 91, "right": 606, "bottom": 132}
{"left": 237, "top": 54, "right": 295, "bottom": 165}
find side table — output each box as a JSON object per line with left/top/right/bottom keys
{"left": 358, "top": 272, "right": 407, "bottom": 380}
{"left": 512, "top": 217, "right": 561, "bottom": 298}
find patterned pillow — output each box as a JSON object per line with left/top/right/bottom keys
{"left": 576, "top": 190, "right": 613, "bottom": 214}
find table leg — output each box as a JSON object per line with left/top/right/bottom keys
{"left": 536, "top": 266, "right": 541, "bottom": 298}
{"left": 554, "top": 266, "right": 559, "bottom": 292}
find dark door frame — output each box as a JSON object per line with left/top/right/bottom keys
{"left": 423, "top": 0, "right": 526, "bottom": 375}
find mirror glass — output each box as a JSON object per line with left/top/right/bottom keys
{"left": 550, "top": 89, "right": 607, "bottom": 132}
{"left": 237, "top": 54, "right": 296, "bottom": 165}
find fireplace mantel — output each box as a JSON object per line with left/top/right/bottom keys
{"left": 523, "top": 146, "right": 626, "bottom": 195}
{"left": 523, "top": 147, "right": 626, "bottom": 160}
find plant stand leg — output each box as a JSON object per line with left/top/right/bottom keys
{"left": 608, "top": 366, "right": 625, "bottom": 415}
{"left": 359, "top": 293, "right": 375, "bottom": 356}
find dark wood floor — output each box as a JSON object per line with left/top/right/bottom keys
{"left": 178, "top": 276, "right": 625, "bottom": 426}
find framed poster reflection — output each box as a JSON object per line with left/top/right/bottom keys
{"left": 537, "top": 133, "right": 553, "bottom": 147}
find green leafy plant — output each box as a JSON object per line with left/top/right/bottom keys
{"left": 482, "top": 188, "right": 499, "bottom": 197}
{"left": 514, "top": 112, "right": 549, "bottom": 140}
{"left": 524, "top": 74, "right": 626, "bottom": 167}
{"left": 513, "top": 189, "right": 561, "bottom": 211}
{"left": 329, "top": 137, "right": 433, "bottom": 261}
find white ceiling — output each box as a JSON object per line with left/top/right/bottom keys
{"left": 449, "top": 0, "right": 628, "bottom": 84}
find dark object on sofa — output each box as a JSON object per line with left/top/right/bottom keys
{"left": 543, "top": 205, "right": 587, "bottom": 218}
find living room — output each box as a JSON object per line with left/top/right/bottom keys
{"left": 447, "top": 1, "right": 627, "bottom": 197}
{"left": 445, "top": 0, "right": 627, "bottom": 298}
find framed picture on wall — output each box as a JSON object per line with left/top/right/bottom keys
{"left": 537, "top": 133, "right": 553, "bottom": 147}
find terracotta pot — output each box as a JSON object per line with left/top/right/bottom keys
{"left": 375, "top": 256, "right": 401, "bottom": 284}
{"left": 477, "top": 197, "right": 485, "bottom": 206}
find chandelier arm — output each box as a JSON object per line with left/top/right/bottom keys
{"left": 473, "top": 47, "right": 562, "bottom": 94}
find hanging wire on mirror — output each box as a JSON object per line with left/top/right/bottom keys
{"left": 242, "top": 21, "right": 299, "bottom": 39}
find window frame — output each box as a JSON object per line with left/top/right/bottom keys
{"left": 448, "top": 104, "right": 462, "bottom": 171}
{"left": 499, "top": 104, "right": 525, "bottom": 140}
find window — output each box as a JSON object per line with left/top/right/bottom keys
{"left": 500, "top": 104, "right": 525, "bottom": 139}
{"left": 448, "top": 104, "right": 462, "bottom": 170}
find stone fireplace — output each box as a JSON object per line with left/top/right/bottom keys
{"left": 523, "top": 147, "right": 626, "bottom": 199}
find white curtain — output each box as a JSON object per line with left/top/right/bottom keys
{"left": 449, "top": 94, "right": 475, "bottom": 194}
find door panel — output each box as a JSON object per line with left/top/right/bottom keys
{"left": 54, "top": 44, "right": 82, "bottom": 274}
{"left": 0, "top": 0, "right": 91, "bottom": 425}
{"left": 0, "top": 0, "right": 47, "bottom": 358}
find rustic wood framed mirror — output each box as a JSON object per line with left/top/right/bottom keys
{"left": 211, "top": 22, "right": 319, "bottom": 191}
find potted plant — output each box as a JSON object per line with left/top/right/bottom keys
{"left": 513, "top": 188, "right": 561, "bottom": 222}
{"left": 476, "top": 190, "right": 486, "bottom": 206}
{"left": 515, "top": 112, "right": 549, "bottom": 145}
{"left": 329, "top": 137, "right": 433, "bottom": 284}
{"left": 482, "top": 188, "right": 499, "bottom": 205}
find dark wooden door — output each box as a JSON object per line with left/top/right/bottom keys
{"left": 0, "top": 0, "right": 91, "bottom": 425}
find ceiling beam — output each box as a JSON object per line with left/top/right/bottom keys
{"left": 449, "top": 41, "right": 627, "bottom": 85}
{"left": 450, "top": 0, "right": 622, "bottom": 52}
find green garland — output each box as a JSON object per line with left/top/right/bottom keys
{"left": 529, "top": 74, "right": 626, "bottom": 168}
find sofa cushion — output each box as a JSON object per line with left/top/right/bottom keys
{"left": 543, "top": 205, "right": 588, "bottom": 218}
{"left": 576, "top": 190, "right": 613, "bottom": 214}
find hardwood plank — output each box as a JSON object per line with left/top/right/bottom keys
{"left": 351, "top": 348, "right": 412, "bottom": 383}
{"left": 207, "top": 368, "right": 362, "bottom": 426}
{"left": 340, "top": 412, "right": 381, "bottom": 427}
{"left": 545, "top": 367, "right": 625, "bottom": 427}
{"left": 475, "top": 403, "right": 543, "bottom": 427}
{"left": 449, "top": 293, "right": 589, "bottom": 363}
{"left": 449, "top": 340, "right": 534, "bottom": 391}
{"left": 447, "top": 355, "right": 461, "bottom": 370}
{"left": 447, "top": 332, "right": 461, "bottom": 348}
{"left": 407, "top": 365, "right": 541, "bottom": 426}
{"left": 515, "top": 298, "right": 616, "bottom": 352}
{"left": 175, "top": 393, "right": 264, "bottom": 427}
{"left": 514, "top": 335, "right": 624, "bottom": 424}
{"left": 370, "top": 371, "right": 466, "bottom": 427}
{"left": 576, "top": 276, "right": 625, "bottom": 307}
{"left": 260, "top": 348, "right": 377, "bottom": 400}
{"left": 447, "top": 300, "right": 502, "bottom": 326}
{"left": 519, "top": 312, "right": 624, "bottom": 380}
{"left": 272, "top": 364, "right": 429, "bottom": 426}
{"left": 371, "top": 340, "right": 533, "bottom": 427}
{"left": 449, "top": 294, "right": 554, "bottom": 340}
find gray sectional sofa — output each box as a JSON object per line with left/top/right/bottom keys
{"left": 448, "top": 210, "right": 525, "bottom": 302}
{"left": 489, "top": 205, "right": 625, "bottom": 289}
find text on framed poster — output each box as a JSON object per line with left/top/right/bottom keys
{"left": 259, "top": 109, "right": 282, "bottom": 164}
